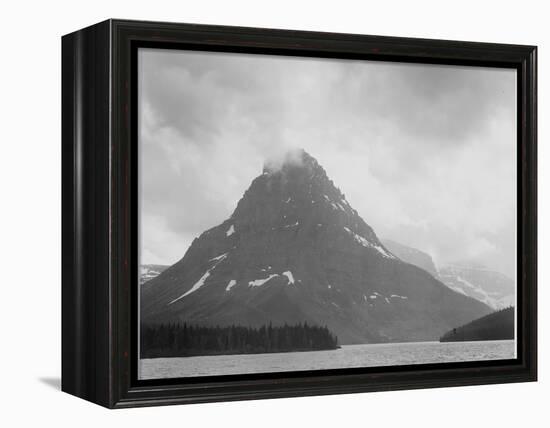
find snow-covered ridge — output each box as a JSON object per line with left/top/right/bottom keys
{"left": 169, "top": 253, "right": 228, "bottom": 304}
{"left": 141, "top": 268, "right": 160, "bottom": 276}
{"left": 343, "top": 227, "right": 395, "bottom": 259}
{"left": 453, "top": 275, "right": 504, "bottom": 309}
{"left": 439, "top": 266, "right": 515, "bottom": 310}
{"left": 140, "top": 265, "right": 167, "bottom": 285}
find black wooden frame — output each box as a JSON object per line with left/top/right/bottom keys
{"left": 62, "top": 19, "right": 537, "bottom": 408}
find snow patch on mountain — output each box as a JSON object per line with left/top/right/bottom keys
{"left": 390, "top": 294, "right": 408, "bottom": 300}
{"left": 282, "top": 271, "right": 295, "bottom": 284}
{"left": 284, "top": 221, "right": 299, "bottom": 228}
{"left": 225, "top": 280, "right": 237, "bottom": 292}
{"left": 209, "top": 252, "right": 229, "bottom": 262}
{"left": 249, "top": 274, "right": 279, "bottom": 287}
{"left": 169, "top": 254, "right": 228, "bottom": 304}
{"left": 226, "top": 225, "right": 235, "bottom": 237}
{"left": 344, "top": 227, "right": 395, "bottom": 259}
{"left": 447, "top": 285, "right": 468, "bottom": 295}
{"left": 169, "top": 271, "right": 211, "bottom": 304}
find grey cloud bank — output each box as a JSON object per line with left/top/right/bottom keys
{"left": 139, "top": 48, "right": 516, "bottom": 277}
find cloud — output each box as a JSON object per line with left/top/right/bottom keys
{"left": 138, "top": 48, "right": 516, "bottom": 277}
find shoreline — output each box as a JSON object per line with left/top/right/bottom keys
{"left": 140, "top": 340, "right": 515, "bottom": 360}
{"left": 141, "top": 345, "right": 341, "bottom": 360}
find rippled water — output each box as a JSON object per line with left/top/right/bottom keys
{"left": 139, "top": 340, "right": 515, "bottom": 380}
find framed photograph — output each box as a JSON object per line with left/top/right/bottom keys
{"left": 62, "top": 19, "right": 537, "bottom": 408}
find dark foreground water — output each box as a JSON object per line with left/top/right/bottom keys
{"left": 139, "top": 340, "right": 515, "bottom": 379}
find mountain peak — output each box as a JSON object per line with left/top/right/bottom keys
{"left": 230, "top": 149, "right": 385, "bottom": 257}
{"left": 262, "top": 148, "right": 320, "bottom": 174}
{"left": 141, "top": 149, "right": 493, "bottom": 345}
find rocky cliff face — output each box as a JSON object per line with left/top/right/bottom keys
{"left": 141, "top": 150, "right": 491, "bottom": 344}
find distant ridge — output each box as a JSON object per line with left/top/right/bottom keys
{"left": 382, "top": 239, "right": 439, "bottom": 278}
{"left": 141, "top": 264, "right": 169, "bottom": 285}
{"left": 382, "top": 239, "right": 515, "bottom": 311}
{"left": 439, "top": 265, "right": 515, "bottom": 310}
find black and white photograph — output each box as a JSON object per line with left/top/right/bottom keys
{"left": 138, "top": 48, "right": 517, "bottom": 380}
{"left": 0, "top": 0, "right": 544, "bottom": 421}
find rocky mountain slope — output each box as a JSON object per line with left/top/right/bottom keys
{"left": 141, "top": 150, "right": 491, "bottom": 344}
{"left": 382, "top": 239, "right": 439, "bottom": 278}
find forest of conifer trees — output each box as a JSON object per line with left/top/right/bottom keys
{"left": 440, "top": 306, "right": 514, "bottom": 342}
{"left": 141, "top": 322, "right": 339, "bottom": 358}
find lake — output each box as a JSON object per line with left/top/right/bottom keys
{"left": 139, "top": 340, "right": 516, "bottom": 379}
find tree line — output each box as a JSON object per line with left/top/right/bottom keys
{"left": 141, "top": 322, "right": 339, "bottom": 358}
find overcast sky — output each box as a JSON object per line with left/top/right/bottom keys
{"left": 139, "top": 48, "right": 516, "bottom": 277}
